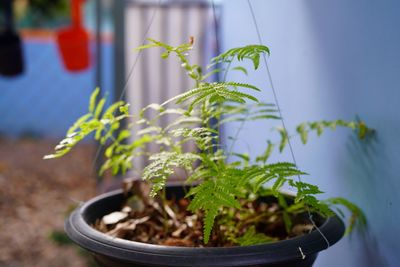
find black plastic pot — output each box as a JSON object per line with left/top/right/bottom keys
{"left": 65, "top": 187, "right": 345, "bottom": 267}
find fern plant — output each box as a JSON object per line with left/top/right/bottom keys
{"left": 46, "top": 38, "right": 372, "bottom": 245}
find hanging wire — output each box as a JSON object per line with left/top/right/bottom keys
{"left": 246, "top": 0, "right": 331, "bottom": 250}
{"left": 210, "top": 0, "right": 226, "bottom": 150}
{"left": 91, "top": 0, "right": 163, "bottom": 178}
{"left": 211, "top": 0, "right": 220, "bottom": 58}
{"left": 117, "top": 0, "right": 162, "bottom": 102}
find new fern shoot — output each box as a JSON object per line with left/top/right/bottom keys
{"left": 46, "top": 38, "right": 372, "bottom": 245}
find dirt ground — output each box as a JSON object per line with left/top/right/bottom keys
{"left": 0, "top": 138, "right": 98, "bottom": 267}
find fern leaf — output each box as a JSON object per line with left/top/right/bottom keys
{"left": 171, "top": 127, "right": 218, "bottom": 151}
{"left": 216, "top": 88, "right": 259, "bottom": 103}
{"left": 89, "top": 88, "right": 100, "bottom": 113}
{"left": 212, "top": 44, "right": 270, "bottom": 70}
{"left": 296, "top": 123, "right": 308, "bottom": 144}
{"left": 143, "top": 152, "right": 201, "bottom": 196}
{"left": 165, "top": 116, "right": 202, "bottom": 131}
{"left": 277, "top": 128, "right": 288, "bottom": 152}
{"left": 165, "top": 82, "right": 260, "bottom": 108}
{"left": 102, "top": 101, "right": 125, "bottom": 119}
{"left": 203, "top": 206, "right": 218, "bottom": 244}
{"left": 186, "top": 167, "right": 215, "bottom": 183}
{"left": 187, "top": 175, "right": 242, "bottom": 243}
{"left": 235, "top": 226, "right": 275, "bottom": 246}
{"left": 325, "top": 197, "right": 366, "bottom": 235}
{"left": 202, "top": 68, "right": 224, "bottom": 81}
{"left": 66, "top": 113, "right": 92, "bottom": 135}
{"left": 137, "top": 126, "right": 162, "bottom": 136}
{"left": 294, "top": 119, "right": 374, "bottom": 144}
{"left": 224, "top": 82, "right": 261, "bottom": 92}
{"left": 94, "top": 98, "right": 106, "bottom": 119}
{"left": 256, "top": 141, "right": 275, "bottom": 164}
{"left": 232, "top": 66, "right": 248, "bottom": 75}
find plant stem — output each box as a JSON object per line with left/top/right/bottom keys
{"left": 160, "top": 186, "right": 169, "bottom": 233}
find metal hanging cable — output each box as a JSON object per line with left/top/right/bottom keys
{"left": 92, "top": 0, "right": 163, "bottom": 180}
{"left": 117, "top": 0, "right": 163, "bottom": 102}
{"left": 246, "top": 0, "right": 331, "bottom": 249}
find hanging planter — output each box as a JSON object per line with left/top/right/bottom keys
{"left": 0, "top": 0, "right": 24, "bottom": 77}
{"left": 66, "top": 187, "right": 345, "bottom": 267}
{"left": 56, "top": 0, "right": 90, "bottom": 72}
{"left": 46, "top": 38, "right": 372, "bottom": 267}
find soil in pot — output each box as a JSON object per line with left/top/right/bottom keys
{"left": 66, "top": 184, "right": 345, "bottom": 267}
{"left": 93, "top": 181, "right": 322, "bottom": 247}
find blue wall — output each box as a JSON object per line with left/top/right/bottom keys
{"left": 221, "top": 1, "right": 400, "bottom": 266}
{"left": 0, "top": 39, "right": 114, "bottom": 138}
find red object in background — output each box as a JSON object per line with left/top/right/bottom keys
{"left": 56, "top": 0, "right": 90, "bottom": 72}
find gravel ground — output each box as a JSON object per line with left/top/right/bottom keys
{"left": 0, "top": 138, "right": 97, "bottom": 267}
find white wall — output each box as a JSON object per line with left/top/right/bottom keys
{"left": 221, "top": 1, "right": 400, "bottom": 266}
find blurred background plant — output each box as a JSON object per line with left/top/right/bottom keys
{"left": 0, "top": 0, "right": 69, "bottom": 28}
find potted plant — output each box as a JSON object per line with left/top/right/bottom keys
{"left": 46, "top": 38, "right": 371, "bottom": 267}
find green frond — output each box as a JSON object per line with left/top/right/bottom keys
{"left": 100, "top": 153, "right": 133, "bottom": 176}
{"left": 244, "top": 162, "right": 305, "bottom": 194}
{"left": 119, "top": 103, "right": 130, "bottom": 115}
{"left": 94, "top": 98, "right": 106, "bottom": 119}
{"left": 223, "top": 82, "right": 261, "bottom": 92}
{"left": 163, "top": 82, "right": 260, "bottom": 111}
{"left": 256, "top": 141, "right": 275, "bottom": 164}
{"left": 139, "top": 103, "right": 165, "bottom": 118}
{"left": 232, "top": 66, "right": 248, "bottom": 75}
{"left": 231, "top": 153, "right": 250, "bottom": 163}
{"left": 103, "top": 101, "right": 125, "bottom": 120}
{"left": 215, "top": 88, "right": 259, "bottom": 103}
{"left": 164, "top": 116, "right": 203, "bottom": 131}
{"left": 136, "top": 38, "right": 173, "bottom": 51}
{"left": 137, "top": 126, "right": 162, "bottom": 136}
{"left": 201, "top": 68, "right": 224, "bottom": 81}
{"left": 287, "top": 180, "right": 333, "bottom": 216}
{"left": 325, "top": 197, "right": 367, "bottom": 235}
{"left": 290, "top": 180, "right": 324, "bottom": 196}
{"left": 292, "top": 119, "right": 375, "bottom": 145}
{"left": 186, "top": 167, "right": 215, "bottom": 183}
{"left": 66, "top": 113, "right": 92, "bottom": 136}
{"left": 99, "top": 135, "right": 154, "bottom": 175}
{"left": 277, "top": 127, "right": 288, "bottom": 152}
{"left": 203, "top": 206, "right": 218, "bottom": 244}
{"left": 143, "top": 152, "right": 201, "bottom": 196}
{"left": 46, "top": 89, "right": 124, "bottom": 159}
{"left": 277, "top": 195, "right": 293, "bottom": 233}
{"left": 187, "top": 173, "right": 243, "bottom": 243}
{"left": 89, "top": 87, "right": 100, "bottom": 113}
{"left": 212, "top": 44, "right": 270, "bottom": 70}
{"left": 217, "top": 102, "right": 278, "bottom": 126}
{"left": 235, "top": 226, "right": 275, "bottom": 246}
{"left": 296, "top": 123, "right": 308, "bottom": 144}
{"left": 163, "top": 87, "right": 210, "bottom": 106}
{"left": 171, "top": 127, "right": 218, "bottom": 150}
